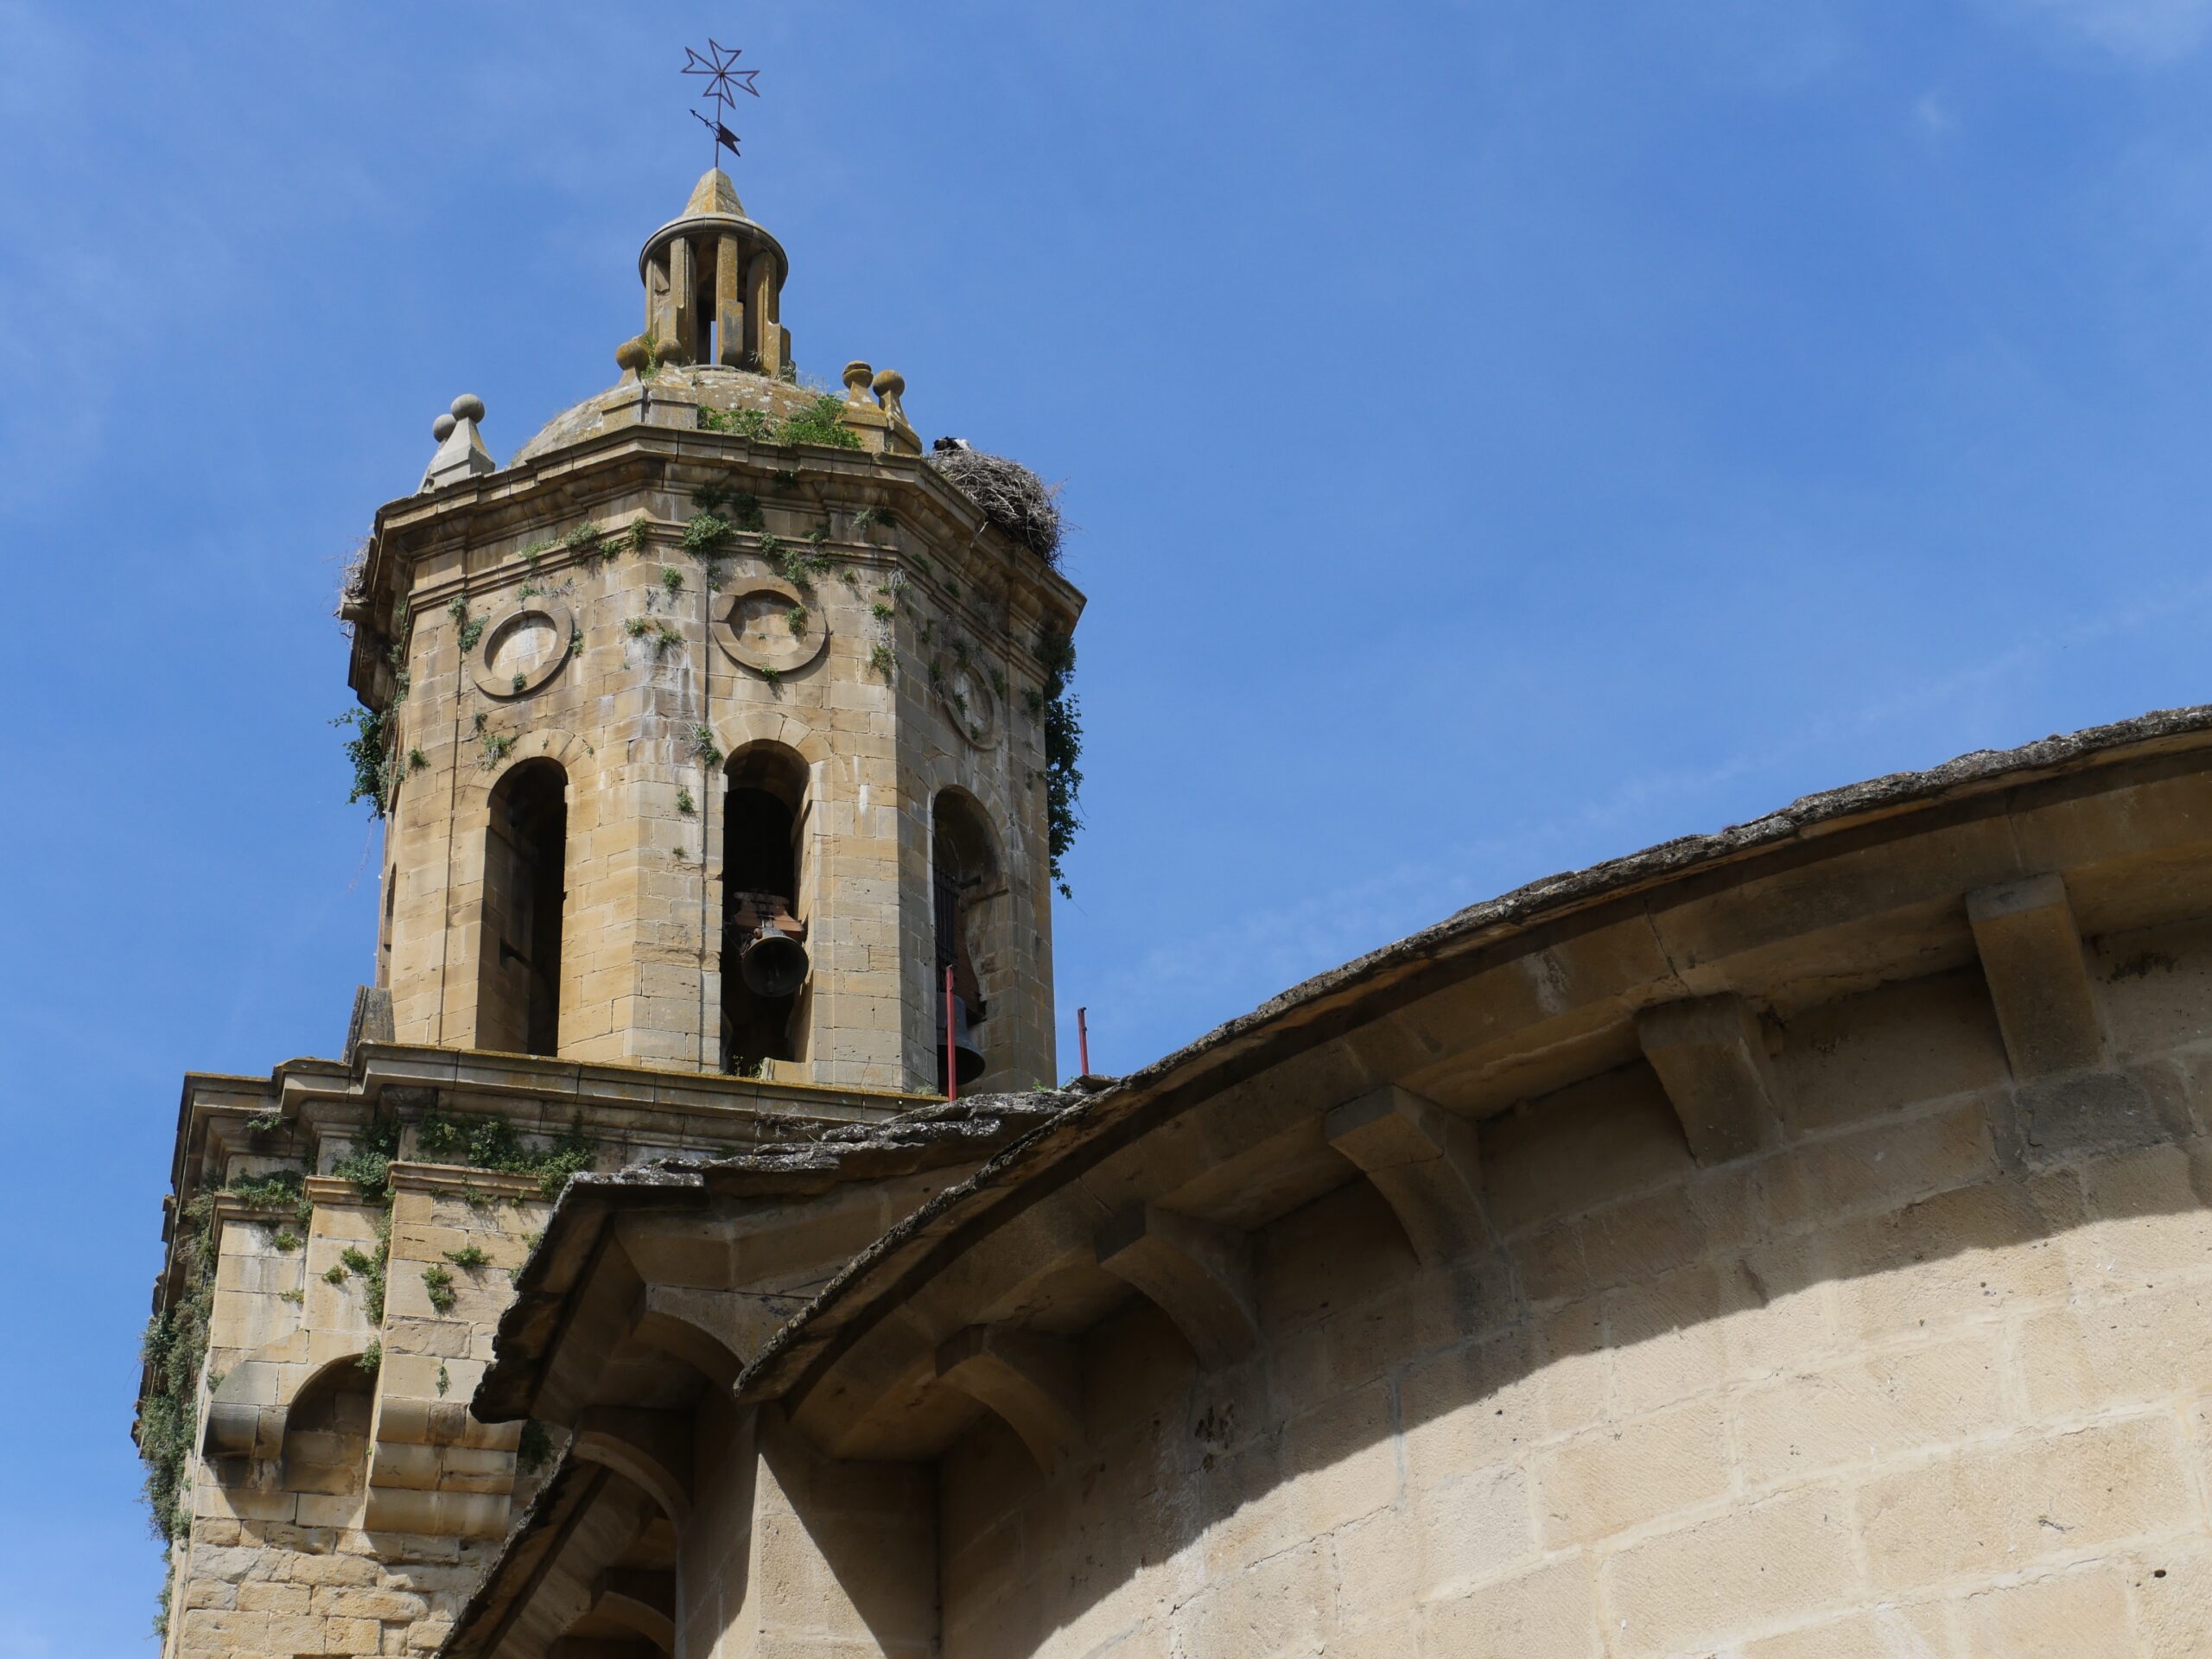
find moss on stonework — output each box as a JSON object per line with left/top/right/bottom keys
{"left": 332, "top": 1118, "right": 400, "bottom": 1203}
{"left": 417, "top": 1103, "right": 595, "bottom": 1200}
{"left": 336, "top": 601, "right": 413, "bottom": 819}
{"left": 137, "top": 1168, "right": 309, "bottom": 1542}
{"left": 697, "top": 395, "right": 861, "bottom": 451}
{"left": 1027, "top": 628, "right": 1083, "bottom": 896}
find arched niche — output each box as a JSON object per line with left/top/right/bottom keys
{"left": 281, "top": 1352, "right": 376, "bottom": 1499}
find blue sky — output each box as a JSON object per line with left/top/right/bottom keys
{"left": 5, "top": 0, "right": 2212, "bottom": 1647}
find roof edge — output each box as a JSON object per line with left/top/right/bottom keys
{"left": 733, "top": 700, "right": 2212, "bottom": 1402}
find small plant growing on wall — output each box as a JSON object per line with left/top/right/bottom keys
{"left": 697, "top": 397, "right": 861, "bottom": 450}
{"left": 421, "top": 1264, "right": 457, "bottom": 1313}
{"left": 1033, "top": 628, "right": 1083, "bottom": 896}
{"left": 449, "top": 597, "right": 486, "bottom": 655}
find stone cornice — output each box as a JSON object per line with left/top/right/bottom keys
{"left": 728, "top": 701, "right": 2212, "bottom": 1416}
{"left": 347, "top": 426, "right": 1084, "bottom": 709}
{"left": 149, "top": 1040, "right": 926, "bottom": 1325}
{"left": 468, "top": 1090, "right": 1078, "bottom": 1422}
{"left": 386, "top": 1161, "right": 544, "bottom": 1201}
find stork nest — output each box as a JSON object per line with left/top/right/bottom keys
{"left": 334, "top": 537, "right": 371, "bottom": 623}
{"left": 925, "top": 446, "right": 1065, "bottom": 564}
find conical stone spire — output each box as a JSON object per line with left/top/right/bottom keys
{"left": 686, "top": 167, "right": 745, "bottom": 217}
{"left": 627, "top": 168, "right": 789, "bottom": 374}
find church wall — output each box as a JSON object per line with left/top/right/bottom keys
{"left": 936, "top": 944, "right": 2212, "bottom": 1657}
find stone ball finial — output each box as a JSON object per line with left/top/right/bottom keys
{"left": 615, "top": 336, "right": 652, "bottom": 374}
{"left": 450, "top": 394, "right": 486, "bottom": 424}
{"left": 872, "top": 368, "right": 907, "bottom": 423}
{"left": 432, "top": 413, "right": 458, "bottom": 442}
{"left": 842, "top": 360, "right": 874, "bottom": 404}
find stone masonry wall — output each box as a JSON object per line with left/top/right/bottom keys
{"left": 173, "top": 1173, "right": 545, "bottom": 1659}
{"left": 937, "top": 928, "right": 2212, "bottom": 1657}
{"left": 158, "top": 1069, "right": 904, "bottom": 1659}
{"left": 379, "top": 457, "right": 1059, "bottom": 1095}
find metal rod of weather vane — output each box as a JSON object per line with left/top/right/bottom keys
{"left": 944, "top": 965, "right": 957, "bottom": 1102}
{"left": 1077, "top": 1007, "right": 1090, "bottom": 1077}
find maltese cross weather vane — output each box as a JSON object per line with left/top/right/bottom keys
{"left": 683, "top": 38, "right": 760, "bottom": 168}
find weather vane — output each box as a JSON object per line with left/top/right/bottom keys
{"left": 683, "top": 38, "right": 760, "bottom": 168}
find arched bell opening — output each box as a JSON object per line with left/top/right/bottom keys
{"left": 477, "top": 759, "right": 569, "bottom": 1056}
{"left": 721, "top": 744, "right": 810, "bottom": 1076}
{"left": 931, "top": 790, "right": 1004, "bottom": 1091}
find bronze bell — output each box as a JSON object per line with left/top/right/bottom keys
{"left": 938, "top": 994, "right": 987, "bottom": 1090}
{"left": 741, "top": 920, "right": 810, "bottom": 999}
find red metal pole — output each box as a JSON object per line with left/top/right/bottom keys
{"left": 1077, "top": 1006, "right": 1090, "bottom": 1077}
{"left": 944, "top": 964, "right": 957, "bottom": 1102}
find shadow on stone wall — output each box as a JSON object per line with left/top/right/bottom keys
{"left": 927, "top": 1038, "right": 2212, "bottom": 1654}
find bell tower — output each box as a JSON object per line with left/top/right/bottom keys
{"left": 340, "top": 168, "right": 1082, "bottom": 1094}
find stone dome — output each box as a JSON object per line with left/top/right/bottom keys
{"left": 508, "top": 364, "right": 826, "bottom": 467}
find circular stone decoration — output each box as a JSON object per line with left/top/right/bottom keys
{"left": 469, "top": 597, "right": 575, "bottom": 701}
{"left": 713, "top": 584, "right": 829, "bottom": 677}
{"left": 938, "top": 657, "right": 1001, "bottom": 748}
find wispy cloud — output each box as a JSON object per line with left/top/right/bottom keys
{"left": 1914, "top": 91, "right": 1960, "bottom": 136}
{"left": 1996, "top": 0, "right": 2212, "bottom": 62}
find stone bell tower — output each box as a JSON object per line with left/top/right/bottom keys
{"left": 342, "top": 167, "right": 1083, "bottom": 1093}
{"left": 137, "top": 162, "right": 1084, "bottom": 1659}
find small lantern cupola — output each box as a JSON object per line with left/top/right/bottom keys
{"left": 623, "top": 168, "right": 791, "bottom": 378}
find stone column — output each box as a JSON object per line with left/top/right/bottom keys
{"left": 715, "top": 233, "right": 746, "bottom": 367}
{"left": 667, "top": 235, "right": 696, "bottom": 363}
{"left": 748, "top": 251, "right": 784, "bottom": 378}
